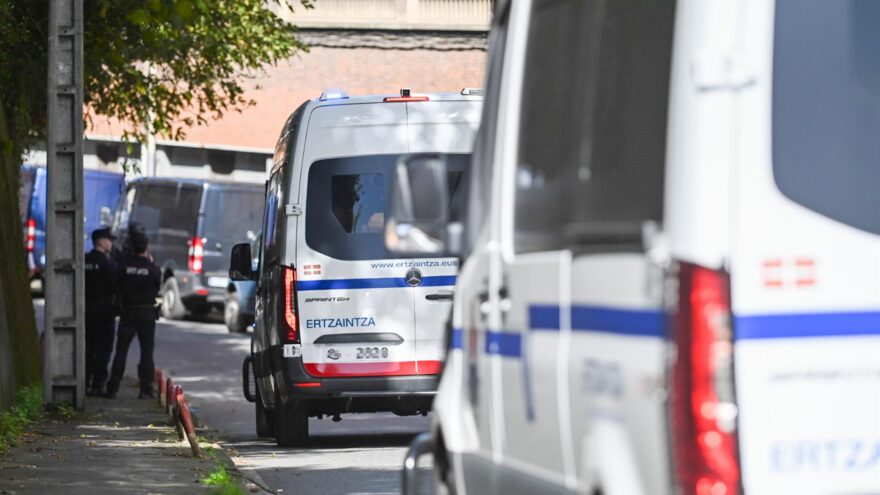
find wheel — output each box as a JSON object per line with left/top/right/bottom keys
{"left": 274, "top": 397, "right": 309, "bottom": 447}
{"left": 224, "top": 292, "right": 248, "bottom": 333}
{"left": 255, "top": 394, "right": 275, "bottom": 438}
{"left": 161, "top": 277, "right": 186, "bottom": 320}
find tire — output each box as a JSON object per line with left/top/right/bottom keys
{"left": 274, "top": 397, "right": 309, "bottom": 447}
{"left": 161, "top": 277, "right": 186, "bottom": 320}
{"left": 255, "top": 394, "right": 275, "bottom": 438}
{"left": 224, "top": 293, "right": 248, "bottom": 333}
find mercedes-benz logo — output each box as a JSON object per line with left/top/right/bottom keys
{"left": 405, "top": 267, "right": 423, "bottom": 287}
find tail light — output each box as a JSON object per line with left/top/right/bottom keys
{"left": 669, "top": 262, "right": 740, "bottom": 495}
{"left": 280, "top": 266, "right": 300, "bottom": 343}
{"left": 25, "top": 218, "right": 36, "bottom": 252}
{"left": 188, "top": 237, "right": 204, "bottom": 273}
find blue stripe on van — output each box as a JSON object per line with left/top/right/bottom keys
{"left": 735, "top": 311, "right": 880, "bottom": 340}
{"left": 485, "top": 330, "right": 522, "bottom": 357}
{"left": 451, "top": 327, "right": 464, "bottom": 349}
{"left": 297, "top": 275, "right": 456, "bottom": 291}
{"left": 571, "top": 306, "right": 665, "bottom": 337}
{"left": 528, "top": 305, "right": 665, "bottom": 337}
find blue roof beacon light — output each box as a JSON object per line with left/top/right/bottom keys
{"left": 319, "top": 88, "right": 350, "bottom": 101}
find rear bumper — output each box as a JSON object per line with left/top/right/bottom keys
{"left": 268, "top": 346, "right": 440, "bottom": 401}
{"left": 177, "top": 272, "right": 226, "bottom": 307}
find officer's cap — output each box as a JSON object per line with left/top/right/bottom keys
{"left": 91, "top": 227, "right": 116, "bottom": 243}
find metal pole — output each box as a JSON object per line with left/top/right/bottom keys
{"left": 45, "top": 0, "right": 85, "bottom": 409}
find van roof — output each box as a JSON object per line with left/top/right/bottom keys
{"left": 303, "top": 91, "right": 483, "bottom": 111}
{"left": 127, "top": 176, "right": 263, "bottom": 189}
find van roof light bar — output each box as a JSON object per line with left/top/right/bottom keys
{"left": 319, "top": 88, "right": 349, "bottom": 101}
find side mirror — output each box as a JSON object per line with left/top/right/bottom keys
{"left": 229, "top": 243, "right": 255, "bottom": 281}
{"left": 385, "top": 153, "right": 462, "bottom": 256}
{"left": 99, "top": 206, "right": 113, "bottom": 226}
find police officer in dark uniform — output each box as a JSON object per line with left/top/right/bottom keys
{"left": 106, "top": 230, "right": 161, "bottom": 399}
{"left": 84, "top": 227, "right": 117, "bottom": 397}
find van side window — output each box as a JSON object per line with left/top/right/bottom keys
{"left": 262, "top": 172, "right": 283, "bottom": 266}
{"left": 331, "top": 174, "right": 385, "bottom": 234}
{"left": 514, "top": 0, "right": 675, "bottom": 254}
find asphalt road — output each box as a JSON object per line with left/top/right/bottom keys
{"left": 34, "top": 299, "right": 434, "bottom": 495}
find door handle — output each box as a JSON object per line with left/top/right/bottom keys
{"left": 477, "top": 287, "right": 510, "bottom": 314}
{"left": 425, "top": 292, "right": 454, "bottom": 301}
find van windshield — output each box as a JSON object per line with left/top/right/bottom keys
{"left": 774, "top": 0, "right": 880, "bottom": 235}
{"left": 306, "top": 154, "right": 469, "bottom": 261}
{"left": 202, "top": 188, "right": 264, "bottom": 242}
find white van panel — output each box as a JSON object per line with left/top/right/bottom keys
{"left": 406, "top": 100, "right": 482, "bottom": 154}
{"left": 664, "top": 0, "right": 739, "bottom": 270}
{"left": 568, "top": 255, "right": 669, "bottom": 494}
{"left": 301, "top": 103, "right": 409, "bottom": 164}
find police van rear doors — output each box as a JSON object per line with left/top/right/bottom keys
{"left": 406, "top": 100, "right": 481, "bottom": 375}
{"left": 732, "top": 2, "right": 880, "bottom": 493}
{"left": 295, "top": 102, "right": 418, "bottom": 378}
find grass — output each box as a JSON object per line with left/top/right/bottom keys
{"left": 0, "top": 385, "right": 44, "bottom": 453}
{"left": 201, "top": 464, "right": 244, "bottom": 495}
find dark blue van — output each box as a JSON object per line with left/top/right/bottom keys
{"left": 111, "top": 177, "right": 263, "bottom": 322}
{"left": 20, "top": 165, "right": 125, "bottom": 291}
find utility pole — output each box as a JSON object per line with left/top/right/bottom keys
{"left": 45, "top": 0, "right": 85, "bottom": 409}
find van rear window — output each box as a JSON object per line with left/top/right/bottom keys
{"left": 202, "top": 188, "right": 264, "bottom": 242}
{"left": 306, "top": 154, "right": 469, "bottom": 261}
{"left": 131, "top": 184, "right": 200, "bottom": 234}
{"left": 773, "top": 0, "right": 880, "bottom": 235}
{"left": 331, "top": 174, "right": 385, "bottom": 234}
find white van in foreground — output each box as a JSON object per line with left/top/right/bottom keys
{"left": 231, "top": 90, "right": 481, "bottom": 446}
{"left": 394, "top": 1, "right": 880, "bottom": 494}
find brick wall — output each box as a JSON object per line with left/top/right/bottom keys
{"left": 88, "top": 43, "right": 487, "bottom": 152}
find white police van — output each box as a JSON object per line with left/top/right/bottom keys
{"left": 394, "top": 1, "right": 880, "bottom": 494}
{"left": 230, "top": 89, "right": 481, "bottom": 447}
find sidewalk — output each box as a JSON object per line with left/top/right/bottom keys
{"left": 0, "top": 378, "right": 245, "bottom": 495}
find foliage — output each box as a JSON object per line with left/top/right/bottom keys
{"left": 201, "top": 463, "right": 244, "bottom": 495}
{"left": 1, "top": 0, "right": 311, "bottom": 157}
{"left": 0, "top": 385, "right": 43, "bottom": 453}
{"left": 0, "top": 0, "right": 310, "bottom": 410}
{"left": 85, "top": 0, "right": 311, "bottom": 143}
{"left": 202, "top": 464, "right": 234, "bottom": 485}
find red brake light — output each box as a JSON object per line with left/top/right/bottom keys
{"left": 282, "top": 266, "right": 299, "bottom": 343}
{"left": 383, "top": 96, "right": 430, "bottom": 102}
{"left": 669, "top": 262, "right": 740, "bottom": 495}
{"left": 188, "top": 237, "right": 204, "bottom": 273}
{"left": 25, "top": 218, "right": 36, "bottom": 252}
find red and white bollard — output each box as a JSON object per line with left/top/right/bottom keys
{"left": 176, "top": 392, "right": 200, "bottom": 457}
{"left": 165, "top": 377, "right": 175, "bottom": 415}
{"left": 157, "top": 370, "right": 167, "bottom": 408}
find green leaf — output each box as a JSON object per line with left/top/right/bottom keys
{"left": 127, "top": 8, "right": 150, "bottom": 26}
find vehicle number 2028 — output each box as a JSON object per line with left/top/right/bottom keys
{"left": 356, "top": 347, "right": 388, "bottom": 360}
